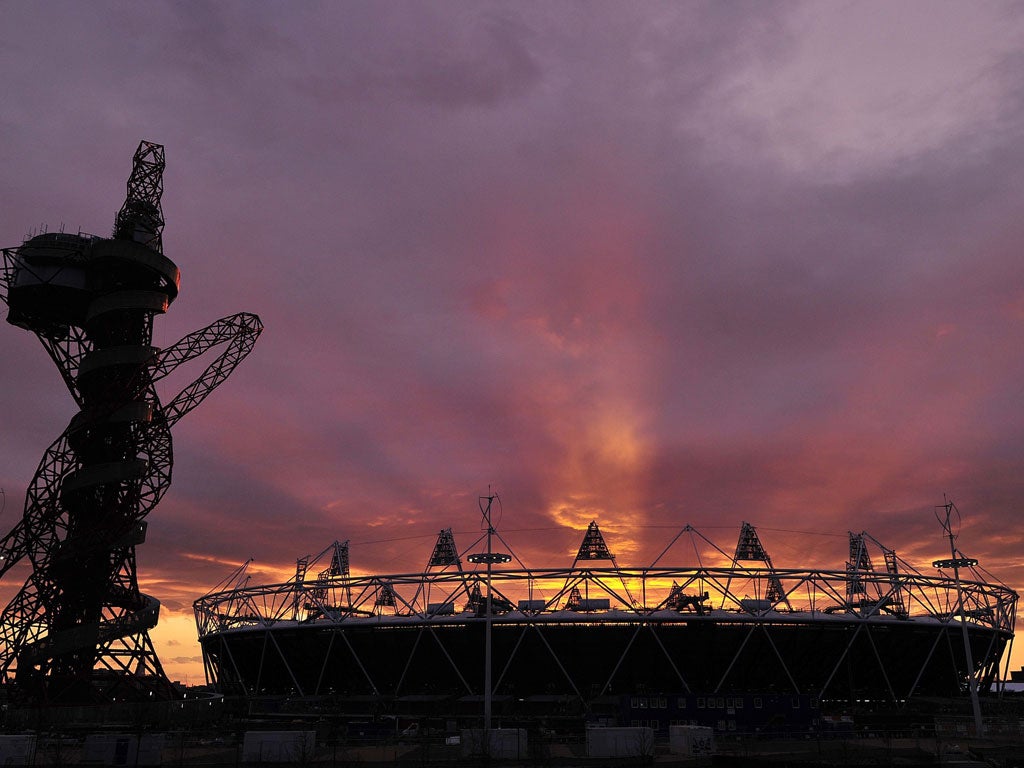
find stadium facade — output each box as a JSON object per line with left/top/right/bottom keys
{"left": 194, "top": 509, "right": 1016, "bottom": 717}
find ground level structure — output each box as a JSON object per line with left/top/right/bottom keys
{"left": 194, "top": 519, "right": 1017, "bottom": 713}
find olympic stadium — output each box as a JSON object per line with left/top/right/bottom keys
{"left": 194, "top": 503, "right": 1016, "bottom": 721}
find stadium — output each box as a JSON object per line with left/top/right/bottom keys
{"left": 193, "top": 501, "right": 1017, "bottom": 728}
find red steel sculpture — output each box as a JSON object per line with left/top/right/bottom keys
{"left": 0, "top": 141, "right": 262, "bottom": 704}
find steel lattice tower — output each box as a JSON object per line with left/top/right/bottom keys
{"left": 0, "top": 141, "right": 262, "bottom": 704}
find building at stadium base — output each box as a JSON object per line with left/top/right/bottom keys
{"left": 194, "top": 505, "right": 1016, "bottom": 731}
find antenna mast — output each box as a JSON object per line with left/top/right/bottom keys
{"left": 467, "top": 490, "right": 510, "bottom": 740}
{"left": 933, "top": 498, "right": 984, "bottom": 736}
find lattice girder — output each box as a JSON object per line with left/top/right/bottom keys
{"left": 0, "top": 141, "right": 261, "bottom": 704}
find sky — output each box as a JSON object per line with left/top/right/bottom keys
{"left": 2, "top": 0, "right": 1024, "bottom": 685}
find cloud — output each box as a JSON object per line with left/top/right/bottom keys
{"left": 696, "top": 0, "right": 1024, "bottom": 180}
{"left": 2, "top": 0, "right": 1024, "bottom": 687}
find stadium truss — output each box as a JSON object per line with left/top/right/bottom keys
{"left": 195, "top": 518, "right": 1016, "bottom": 707}
{"left": 0, "top": 141, "right": 261, "bottom": 704}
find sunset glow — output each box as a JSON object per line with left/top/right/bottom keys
{"left": 2, "top": 1, "right": 1024, "bottom": 687}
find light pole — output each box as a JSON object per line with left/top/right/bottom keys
{"left": 467, "top": 493, "right": 511, "bottom": 740}
{"left": 932, "top": 499, "right": 984, "bottom": 738}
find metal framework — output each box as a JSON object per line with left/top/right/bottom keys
{"left": 194, "top": 521, "right": 1016, "bottom": 706}
{"left": 575, "top": 521, "right": 615, "bottom": 563}
{"left": 0, "top": 141, "right": 261, "bottom": 704}
{"left": 727, "top": 521, "right": 789, "bottom": 610}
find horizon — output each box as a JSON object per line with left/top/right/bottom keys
{"left": 2, "top": 0, "right": 1024, "bottom": 688}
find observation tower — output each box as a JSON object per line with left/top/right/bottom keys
{"left": 0, "top": 141, "right": 262, "bottom": 704}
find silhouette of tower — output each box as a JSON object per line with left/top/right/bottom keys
{"left": 0, "top": 141, "right": 261, "bottom": 704}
